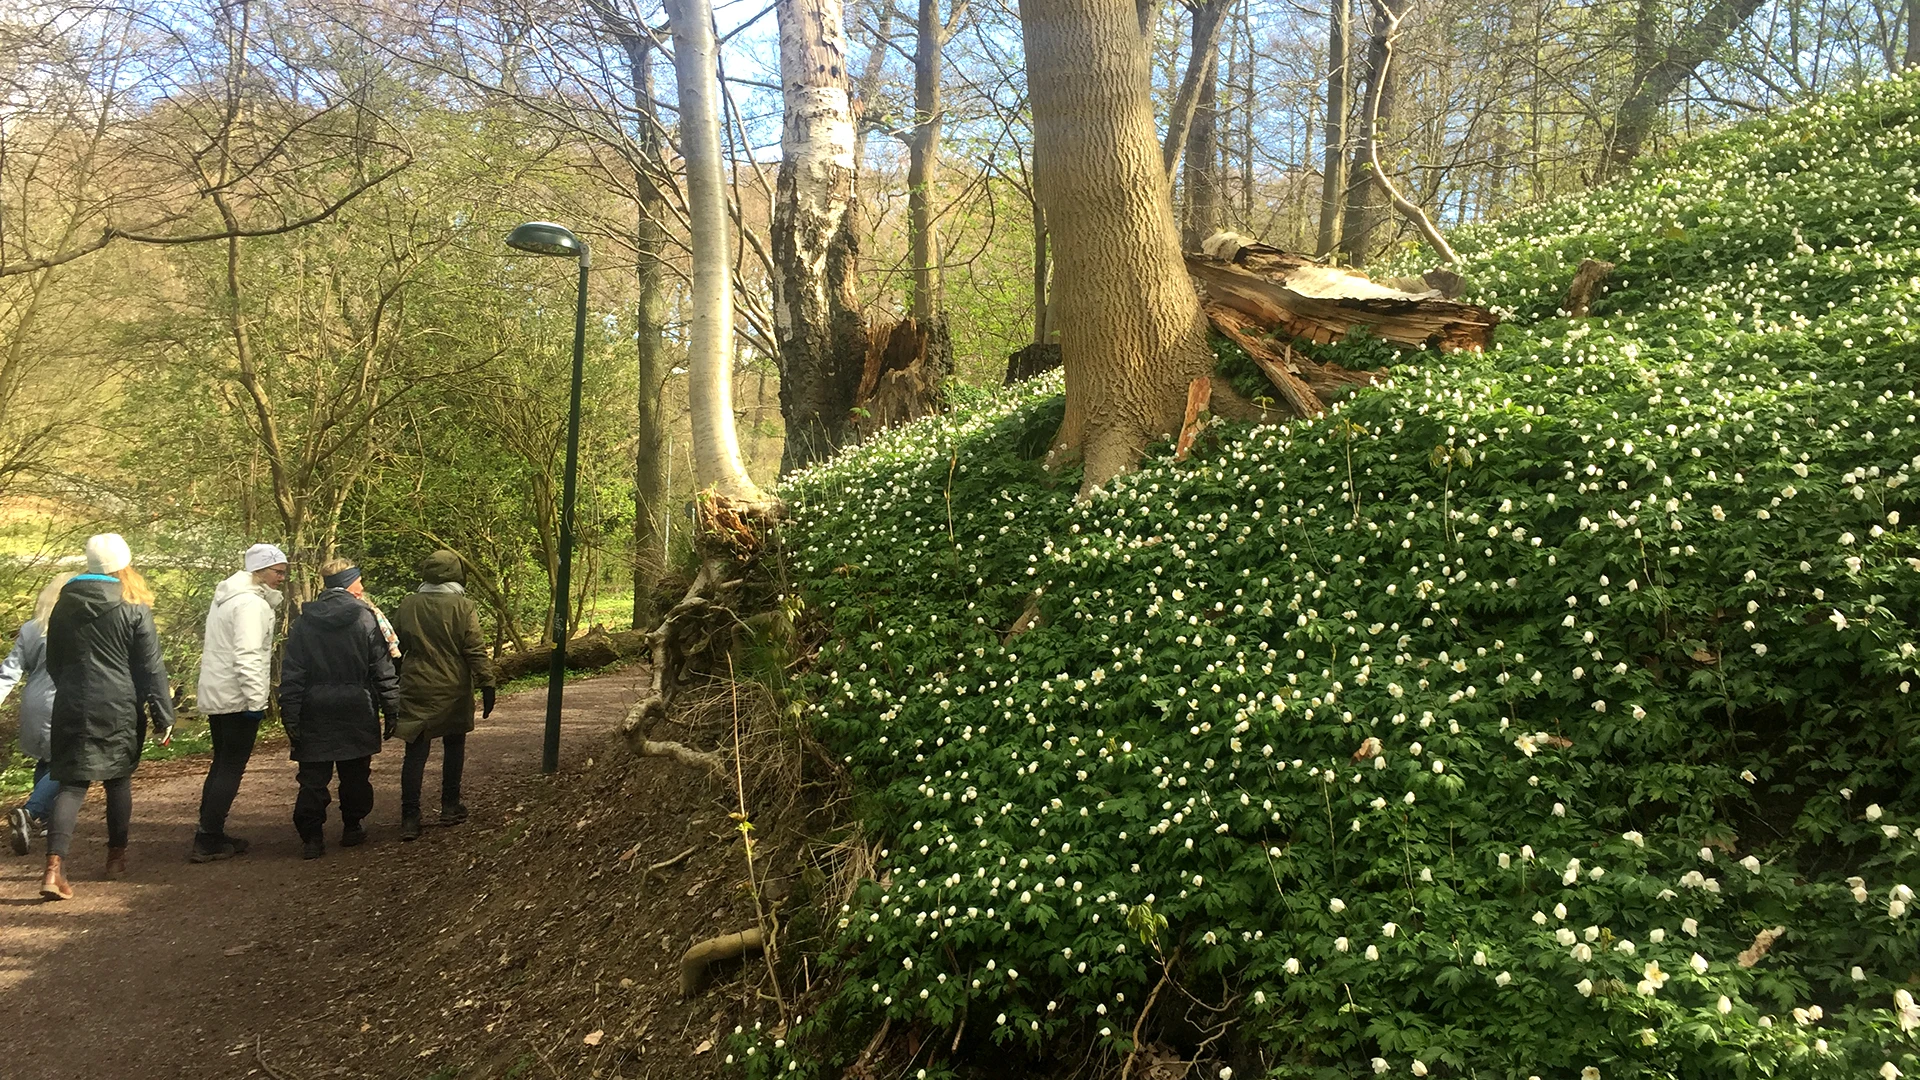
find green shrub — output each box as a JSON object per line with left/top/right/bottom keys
{"left": 767, "top": 74, "right": 1920, "bottom": 1079}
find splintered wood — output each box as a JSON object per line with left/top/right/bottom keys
{"left": 1187, "top": 234, "right": 1497, "bottom": 352}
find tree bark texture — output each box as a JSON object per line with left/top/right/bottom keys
{"left": 1315, "top": 0, "right": 1351, "bottom": 256}
{"left": 1020, "top": 0, "right": 1214, "bottom": 493}
{"left": 773, "top": 0, "right": 869, "bottom": 475}
{"left": 1338, "top": 0, "right": 1406, "bottom": 268}
{"left": 1179, "top": 50, "right": 1220, "bottom": 251}
{"left": 908, "top": 0, "right": 948, "bottom": 323}
{"left": 1602, "top": 0, "right": 1766, "bottom": 178}
{"left": 1160, "top": 0, "right": 1228, "bottom": 181}
{"left": 596, "top": 9, "right": 673, "bottom": 627}
{"left": 667, "top": 0, "right": 764, "bottom": 503}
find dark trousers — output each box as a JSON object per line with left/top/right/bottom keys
{"left": 47, "top": 777, "right": 131, "bottom": 857}
{"left": 196, "top": 712, "right": 260, "bottom": 838}
{"left": 400, "top": 732, "right": 465, "bottom": 817}
{"left": 293, "top": 757, "right": 373, "bottom": 839}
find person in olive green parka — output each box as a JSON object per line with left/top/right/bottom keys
{"left": 390, "top": 550, "right": 495, "bottom": 841}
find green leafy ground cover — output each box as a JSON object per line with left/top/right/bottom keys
{"left": 769, "top": 75, "right": 1920, "bottom": 1079}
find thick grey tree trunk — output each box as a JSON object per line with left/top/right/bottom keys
{"left": 665, "top": 0, "right": 764, "bottom": 502}
{"left": 1315, "top": 0, "right": 1350, "bottom": 257}
{"left": 1021, "top": 0, "right": 1214, "bottom": 492}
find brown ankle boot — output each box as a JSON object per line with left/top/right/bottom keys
{"left": 105, "top": 846, "right": 128, "bottom": 879}
{"left": 40, "top": 854, "right": 72, "bottom": 901}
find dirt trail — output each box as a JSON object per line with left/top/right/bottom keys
{"left": 0, "top": 670, "right": 641, "bottom": 1080}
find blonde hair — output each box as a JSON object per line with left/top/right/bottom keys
{"left": 32, "top": 572, "right": 75, "bottom": 629}
{"left": 113, "top": 565, "right": 154, "bottom": 607}
{"left": 317, "top": 557, "right": 354, "bottom": 578}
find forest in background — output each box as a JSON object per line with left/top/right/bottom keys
{"left": 0, "top": 0, "right": 1910, "bottom": 680}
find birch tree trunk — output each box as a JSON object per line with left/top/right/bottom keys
{"left": 1021, "top": 0, "right": 1214, "bottom": 493}
{"left": 773, "top": 0, "right": 868, "bottom": 475}
{"left": 666, "top": 0, "right": 764, "bottom": 503}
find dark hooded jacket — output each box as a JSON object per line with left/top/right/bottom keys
{"left": 391, "top": 551, "right": 495, "bottom": 743}
{"left": 45, "top": 574, "right": 176, "bottom": 783}
{"left": 279, "top": 588, "right": 401, "bottom": 762}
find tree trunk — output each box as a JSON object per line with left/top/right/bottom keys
{"left": 598, "top": 12, "right": 672, "bottom": 629}
{"left": 773, "top": 0, "right": 869, "bottom": 476}
{"left": 1179, "top": 50, "right": 1219, "bottom": 251}
{"left": 1032, "top": 197, "right": 1050, "bottom": 342}
{"left": 1021, "top": 0, "right": 1214, "bottom": 493}
{"left": 908, "top": 0, "right": 945, "bottom": 324}
{"left": 1338, "top": 0, "right": 1403, "bottom": 267}
{"left": 1160, "top": 0, "right": 1228, "bottom": 180}
{"left": 666, "top": 0, "right": 765, "bottom": 503}
{"left": 1602, "top": 0, "right": 1767, "bottom": 178}
{"left": 1907, "top": 0, "right": 1919, "bottom": 68}
{"left": 1315, "top": 0, "right": 1350, "bottom": 257}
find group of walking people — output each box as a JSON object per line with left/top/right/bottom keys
{"left": 2, "top": 537, "right": 497, "bottom": 900}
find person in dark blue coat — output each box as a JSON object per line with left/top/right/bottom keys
{"left": 278, "top": 559, "right": 400, "bottom": 859}
{"left": 42, "top": 534, "right": 175, "bottom": 900}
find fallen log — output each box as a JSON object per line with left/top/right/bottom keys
{"left": 491, "top": 626, "right": 649, "bottom": 682}
{"left": 1186, "top": 247, "right": 1497, "bottom": 353}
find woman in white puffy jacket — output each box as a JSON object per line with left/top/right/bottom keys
{"left": 190, "top": 543, "right": 287, "bottom": 862}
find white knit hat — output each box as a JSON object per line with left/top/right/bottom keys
{"left": 244, "top": 543, "right": 289, "bottom": 572}
{"left": 85, "top": 533, "right": 132, "bottom": 575}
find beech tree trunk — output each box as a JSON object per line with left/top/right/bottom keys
{"left": 666, "top": 0, "right": 764, "bottom": 503}
{"left": 1338, "top": 0, "right": 1405, "bottom": 268}
{"left": 592, "top": 2, "right": 673, "bottom": 627}
{"left": 908, "top": 0, "right": 948, "bottom": 323}
{"left": 1179, "top": 51, "right": 1219, "bottom": 251}
{"left": 1601, "top": 0, "right": 1766, "bottom": 178}
{"left": 1021, "top": 0, "right": 1214, "bottom": 493}
{"left": 1315, "top": 0, "right": 1351, "bottom": 256}
{"left": 773, "top": 0, "right": 868, "bottom": 474}
{"left": 1160, "top": 0, "right": 1228, "bottom": 180}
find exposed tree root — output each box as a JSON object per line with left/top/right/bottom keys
{"left": 631, "top": 737, "right": 728, "bottom": 780}
{"left": 680, "top": 928, "right": 766, "bottom": 996}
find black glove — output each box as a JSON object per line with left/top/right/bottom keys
{"left": 383, "top": 713, "right": 397, "bottom": 740}
{"left": 481, "top": 686, "right": 496, "bottom": 719}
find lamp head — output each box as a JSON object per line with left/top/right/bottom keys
{"left": 505, "top": 221, "right": 583, "bottom": 258}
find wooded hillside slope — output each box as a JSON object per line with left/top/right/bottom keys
{"left": 770, "top": 74, "right": 1920, "bottom": 1079}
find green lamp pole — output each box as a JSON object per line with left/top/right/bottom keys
{"left": 505, "top": 221, "right": 589, "bottom": 775}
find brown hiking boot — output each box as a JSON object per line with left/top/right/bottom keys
{"left": 40, "top": 854, "right": 72, "bottom": 901}
{"left": 105, "top": 846, "right": 128, "bottom": 879}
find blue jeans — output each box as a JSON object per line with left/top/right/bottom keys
{"left": 23, "top": 759, "right": 59, "bottom": 821}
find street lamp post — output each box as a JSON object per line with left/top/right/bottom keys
{"left": 505, "top": 220, "right": 590, "bottom": 775}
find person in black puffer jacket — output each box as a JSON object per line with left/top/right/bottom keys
{"left": 279, "top": 559, "right": 399, "bottom": 859}
{"left": 42, "top": 533, "right": 175, "bottom": 900}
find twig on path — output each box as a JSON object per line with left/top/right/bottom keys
{"left": 255, "top": 1035, "right": 303, "bottom": 1080}
{"left": 646, "top": 845, "right": 698, "bottom": 873}
{"left": 1120, "top": 947, "right": 1182, "bottom": 1080}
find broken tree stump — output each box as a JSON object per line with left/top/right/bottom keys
{"left": 1186, "top": 247, "right": 1497, "bottom": 352}
{"left": 1564, "top": 258, "right": 1615, "bottom": 317}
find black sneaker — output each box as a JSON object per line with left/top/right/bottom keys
{"left": 223, "top": 834, "right": 251, "bottom": 856}
{"left": 400, "top": 815, "right": 422, "bottom": 842}
{"left": 439, "top": 802, "right": 469, "bottom": 827}
{"left": 188, "top": 833, "right": 237, "bottom": 863}
{"left": 340, "top": 823, "right": 367, "bottom": 848}
{"left": 302, "top": 835, "right": 325, "bottom": 860}
{"left": 7, "top": 807, "right": 29, "bottom": 856}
